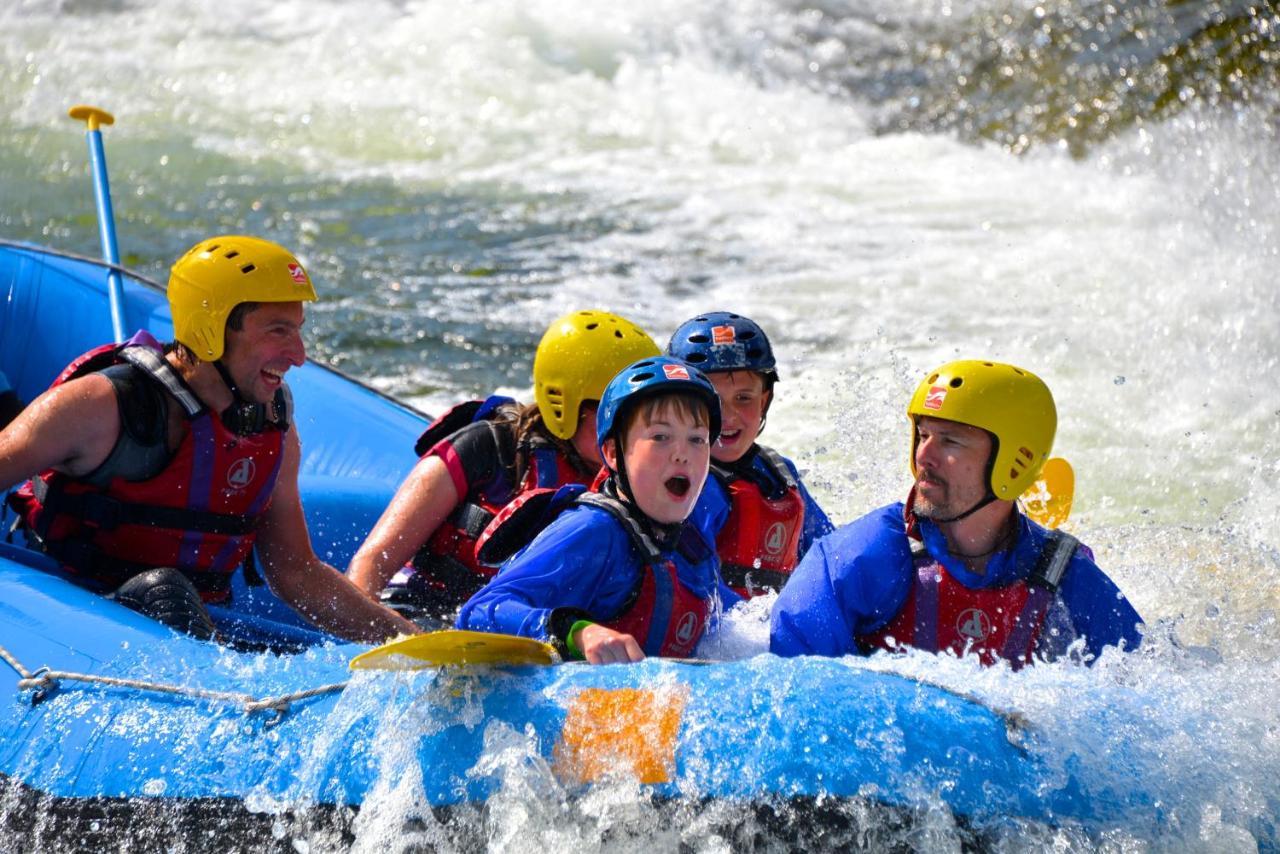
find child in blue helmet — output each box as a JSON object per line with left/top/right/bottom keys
{"left": 456, "top": 357, "right": 740, "bottom": 664}
{"left": 668, "top": 312, "right": 834, "bottom": 598}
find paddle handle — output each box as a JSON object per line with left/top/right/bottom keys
{"left": 68, "top": 105, "right": 126, "bottom": 343}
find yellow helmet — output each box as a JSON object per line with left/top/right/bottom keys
{"left": 533, "top": 310, "right": 660, "bottom": 439}
{"left": 168, "top": 236, "right": 318, "bottom": 361}
{"left": 907, "top": 360, "right": 1056, "bottom": 499}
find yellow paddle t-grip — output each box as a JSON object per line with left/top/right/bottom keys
{"left": 68, "top": 105, "right": 116, "bottom": 132}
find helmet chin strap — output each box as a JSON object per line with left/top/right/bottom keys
{"left": 930, "top": 490, "right": 998, "bottom": 524}
{"left": 603, "top": 442, "right": 682, "bottom": 549}
{"left": 212, "top": 360, "right": 277, "bottom": 436}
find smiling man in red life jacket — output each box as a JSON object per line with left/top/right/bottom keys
{"left": 771, "top": 360, "right": 1143, "bottom": 668}
{"left": 0, "top": 236, "right": 417, "bottom": 643}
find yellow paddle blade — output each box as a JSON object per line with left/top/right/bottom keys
{"left": 1021, "top": 457, "right": 1074, "bottom": 529}
{"left": 349, "top": 629, "right": 559, "bottom": 670}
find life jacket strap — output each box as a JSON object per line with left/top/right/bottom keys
{"left": 754, "top": 445, "right": 797, "bottom": 491}
{"left": 33, "top": 534, "right": 234, "bottom": 598}
{"left": 32, "top": 476, "right": 260, "bottom": 536}
{"left": 1000, "top": 529, "right": 1078, "bottom": 663}
{"left": 449, "top": 501, "right": 496, "bottom": 541}
{"left": 574, "top": 491, "right": 665, "bottom": 563}
{"left": 118, "top": 345, "right": 204, "bottom": 418}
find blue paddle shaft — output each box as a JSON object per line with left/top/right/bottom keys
{"left": 85, "top": 128, "right": 127, "bottom": 342}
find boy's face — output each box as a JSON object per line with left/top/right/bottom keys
{"left": 707, "top": 371, "right": 769, "bottom": 463}
{"left": 603, "top": 400, "right": 711, "bottom": 524}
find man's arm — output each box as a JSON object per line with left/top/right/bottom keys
{"left": 255, "top": 429, "right": 419, "bottom": 643}
{"left": 0, "top": 375, "right": 121, "bottom": 492}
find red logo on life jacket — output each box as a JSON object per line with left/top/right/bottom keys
{"left": 924, "top": 386, "right": 947, "bottom": 411}
{"left": 663, "top": 364, "right": 690, "bottom": 380}
{"left": 227, "top": 458, "right": 256, "bottom": 490}
{"left": 711, "top": 325, "right": 736, "bottom": 345}
{"left": 956, "top": 608, "right": 992, "bottom": 642}
{"left": 287, "top": 263, "right": 308, "bottom": 285}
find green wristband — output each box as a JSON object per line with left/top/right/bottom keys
{"left": 565, "top": 620, "right": 595, "bottom": 660}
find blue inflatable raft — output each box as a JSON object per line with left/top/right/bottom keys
{"left": 0, "top": 241, "right": 1247, "bottom": 846}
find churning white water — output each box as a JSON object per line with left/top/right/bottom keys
{"left": 2, "top": 0, "right": 1277, "bottom": 849}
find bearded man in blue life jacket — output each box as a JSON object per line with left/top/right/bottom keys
{"left": 0, "top": 236, "right": 418, "bottom": 643}
{"left": 771, "top": 360, "right": 1143, "bottom": 667}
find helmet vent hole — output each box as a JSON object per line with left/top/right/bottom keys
{"left": 949, "top": 377, "right": 963, "bottom": 388}
{"left": 686, "top": 354, "right": 707, "bottom": 363}
{"left": 927, "top": 373, "right": 939, "bottom": 383}
{"left": 240, "top": 263, "right": 256, "bottom": 274}
{"left": 585, "top": 323, "right": 599, "bottom": 330}
{"left": 689, "top": 334, "right": 710, "bottom": 344}
{"left": 614, "top": 330, "right": 623, "bottom": 339}
{"left": 225, "top": 250, "right": 240, "bottom": 259}
{"left": 740, "top": 331, "right": 757, "bottom": 341}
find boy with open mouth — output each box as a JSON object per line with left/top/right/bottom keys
{"left": 457, "top": 356, "right": 740, "bottom": 664}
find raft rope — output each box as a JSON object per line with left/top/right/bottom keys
{"left": 0, "top": 639, "right": 346, "bottom": 719}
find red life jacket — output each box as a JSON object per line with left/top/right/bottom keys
{"left": 713, "top": 446, "right": 805, "bottom": 597}
{"left": 857, "top": 526, "right": 1079, "bottom": 668}
{"left": 8, "top": 339, "right": 285, "bottom": 602}
{"left": 476, "top": 486, "right": 714, "bottom": 658}
{"left": 408, "top": 398, "right": 595, "bottom": 601}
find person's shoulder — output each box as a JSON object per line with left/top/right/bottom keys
{"left": 823, "top": 502, "right": 905, "bottom": 550}
{"left": 42, "top": 369, "right": 121, "bottom": 418}
{"left": 540, "top": 500, "right": 634, "bottom": 548}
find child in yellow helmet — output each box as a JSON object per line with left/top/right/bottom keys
{"left": 347, "top": 310, "right": 660, "bottom": 626}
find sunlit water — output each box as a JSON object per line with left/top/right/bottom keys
{"left": 2, "top": 0, "right": 1278, "bottom": 849}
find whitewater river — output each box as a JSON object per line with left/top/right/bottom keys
{"left": 2, "top": 0, "right": 1278, "bottom": 850}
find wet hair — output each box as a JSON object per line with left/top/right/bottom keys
{"left": 504, "top": 401, "right": 598, "bottom": 483}
{"left": 226, "top": 301, "right": 260, "bottom": 333}
{"left": 614, "top": 392, "right": 711, "bottom": 454}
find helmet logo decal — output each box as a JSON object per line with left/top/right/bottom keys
{"left": 711, "top": 325, "right": 736, "bottom": 345}
{"left": 764, "top": 522, "right": 787, "bottom": 556}
{"left": 924, "top": 386, "right": 948, "bottom": 410}
{"left": 675, "top": 611, "right": 700, "bottom": 645}
{"left": 957, "top": 608, "right": 992, "bottom": 642}
{"left": 287, "top": 263, "right": 308, "bottom": 285}
{"left": 662, "top": 364, "right": 690, "bottom": 380}
{"left": 227, "top": 458, "right": 256, "bottom": 490}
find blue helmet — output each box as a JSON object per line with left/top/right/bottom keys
{"left": 666, "top": 312, "right": 778, "bottom": 380}
{"left": 596, "top": 356, "right": 722, "bottom": 457}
